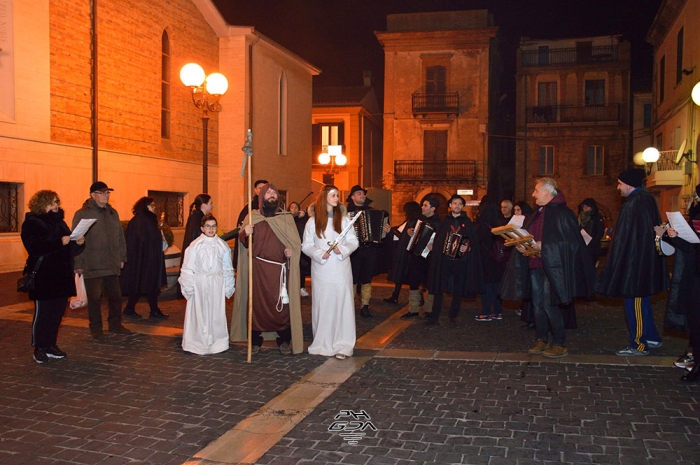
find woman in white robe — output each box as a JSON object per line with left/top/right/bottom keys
{"left": 302, "top": 185, "right": 359, "bottom": 359}
{"left": 179, "top": 214, "right": 235, "bottom": 355}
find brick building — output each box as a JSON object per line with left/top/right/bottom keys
{"left": 514, "top": 35, "right": 632, "bottom": 224}
{"left": 375, "top": 10, "right": 499, "bottom": 220}
{"left": 0, "top": 0, "right": 318, "bottom": 271}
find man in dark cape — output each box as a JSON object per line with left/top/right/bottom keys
{"left": 500, "top": 178, "right": 595, "bottom": 358}
{"left": 597, "top": 168, "right": 668, "bottom": 356}
{"left": 425, "top": 194, "right": 482, "bottom": 325}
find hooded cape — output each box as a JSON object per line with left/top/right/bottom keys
{"left": 230, "top": 210, "right": 303, "bottom": 354}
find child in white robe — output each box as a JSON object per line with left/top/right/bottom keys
{"left": 179, "top": 214, "right": 235, "bottom": 354}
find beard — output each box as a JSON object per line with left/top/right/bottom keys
{"left": 263, "top": 198, "right": 279, "bottom": 210}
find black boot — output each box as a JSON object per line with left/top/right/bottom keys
{"left": 681, "top": 363, "right": 700, "bottom": 382}
{"left": 123, "top": 309, "right": 142, "bottom": 319}
{"left": 149, "top": 308, "right": 169, "bottom": 320}
{"left": 360, "top": 305, "right": 372, "bottom": 318}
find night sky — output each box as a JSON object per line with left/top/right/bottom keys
{"left": 212, "top": 0, "right": 663, "bottom": 98}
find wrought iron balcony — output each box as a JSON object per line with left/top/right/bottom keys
{"left": 412, "top": 92, "right": 460, "bottom": 117}
{"left": 526, "top": 104, "right": 620, "bottom": 124}
{"left": 394, "top": 160, "right": 476, "bottom": 182}
{"left": 521, "top": 45, "right": 618, "bottom": 67}
{"left": 646, "top": 151, "right": 685, "bottom": 188}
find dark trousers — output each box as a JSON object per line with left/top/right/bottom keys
{"left": 252, "top": 328, "right": 291, "bottom": 347}
{"left": 430, "top": 259, "right": 467, "bottom": 320}
{"left": 624, "top": 296, "right": 661, "bottom": 351}
{"left": 84, "top": 275, "right": 123, "bottom": 331}
{"left": 481, "top": 282, "right": 502, "bottom": 315}
{"left": 32, "top": 298, "right": 68, "bottom": 348}
{"left": 689, "top": 276, "right": 700, "bottom": 353}
{"left": 407, "top": 256, "right": 428, "bottom": 291}
{"left": 531, "top": 268, "right": 566, "bottom": 346}
{"left": 351, "top": 246, "right": 379, "bottom": 285}
{"left": 125, "top": 292, "right": 159, "bottom": 313}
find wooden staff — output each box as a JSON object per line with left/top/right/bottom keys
{"left": 241, "top": 130, "right": 254, "bottom": 363}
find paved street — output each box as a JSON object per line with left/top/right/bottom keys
{"left": 1, "top": 270, "right": 699, "bottom": 465}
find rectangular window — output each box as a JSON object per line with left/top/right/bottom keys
{"left": 312, "top": 123, "right": 344, "bottom": 164}
{"left": 537, "top": 82, "right": 557, "bottom": 106}
{"left": 424, "top": 130, "right": 448, "bottom": 161}
{"left": 0, "top": 182, "right": 20, "bottom": 232}
{"left": 659, "top": 56, "right": 665, "bottom": 103}
{"left": 538, "top": 146, "right": 554, "bottom": 175}
{"left": 586, "top": 145, "right": 604, "bottom": 175}
{"left": 161, "top": 32, "right": 171, "bottom": 139}
{"left": 148, "top": 191, "right": 184, "bottom": 227}
{"left": 656, "top": 132, "right": 663, "bottom": 150}
{"left": 643, "top": 104, "right": 652, "bottom": 129}
{"left": 585, "top": 80, "right": 605, "bottom": 105}
{"left": 676, "top": 28, "right": 684, "bottom": 84}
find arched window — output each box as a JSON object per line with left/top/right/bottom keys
{"left": 279, "top": 72, "right": 288, "bottom": 155}
{"left": 161, "top": 30, "right": 171, "bottom": 139}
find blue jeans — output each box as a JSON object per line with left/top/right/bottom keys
{"left": 530, "top": 268, "right": 565, "bottom": 346}
{"left": 624, "top": 297, "right": 660, "bottom": 351}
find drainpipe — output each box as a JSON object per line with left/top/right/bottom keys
{"left": 91, "top": 0, "right": 98, "bottom": 182}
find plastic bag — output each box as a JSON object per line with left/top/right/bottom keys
{"left": 70, "top": 274, "right": 88, "bottom": 309}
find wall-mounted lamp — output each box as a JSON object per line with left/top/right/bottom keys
{"left": 180, "top": 63, "right": 229, "bottom": 193}
{"left": 638, "top": 147, "right": 660, "bottom": 175}
{"left": 318, "top": 145, "right": 347, "bottom": 185}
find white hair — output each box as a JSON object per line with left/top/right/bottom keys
{"left": 536, "top": 177, "right": 558, "bottom": 197}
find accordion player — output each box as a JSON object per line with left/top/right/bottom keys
{"left": 350, "top": 209, "right": 389, "bottom": 245}
{"left": 442, "top": 232, "right": 471, "bottom": 259}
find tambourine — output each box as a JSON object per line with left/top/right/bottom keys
{"left": 655, "top": 222, "right": 675, "bottom": 256}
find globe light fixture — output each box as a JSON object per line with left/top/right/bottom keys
{"left": 180, "top": 63, "right": 228, "bottom": 193}
{"left": 642, "top": 147, "right": 660, "bottom": 163}
{"left": 692, "top": 81, "right": 700, "bottom": 106}
{"left": 632, "top": 151, "right": 646, "bottom": 166}
{"left": 318, "top": 145, "right": 347, "bottom": 184}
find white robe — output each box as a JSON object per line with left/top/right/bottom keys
{"left": 302, "top": 214, "right": 359, "bottom": 357}
{"left": 179, "top": 235, "right": 235, "bottom": 355}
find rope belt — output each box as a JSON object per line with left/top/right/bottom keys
{"left": 254, "top": 256, "right": 289, "bottom": 312}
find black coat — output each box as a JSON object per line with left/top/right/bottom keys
{"left": 387, "top": 218, "right": 419, "bottom": 284}
{"left": 597, "top": 187, "right": 669, "bottom": 297}
{"left": 500, "top": 195, "right": 595, "bottom": 304}
{"left": 662, "top": 215, "right": 700, "bottom": 330}
{"left": 20, "top": 209, "right": 83, "bottom": 301}
{"left": 427, "top": 212, "right": 483, "bottom": 295}
{"left": 120, "top": 210, "right": 167, "bottom": 295}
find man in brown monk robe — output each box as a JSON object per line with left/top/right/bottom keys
{"left": 230, "top": 183, "right": 303, "bottom": 355}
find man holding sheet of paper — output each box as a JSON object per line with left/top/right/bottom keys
{"left": 598, "top": 168, "right": 668, "bottom": 356}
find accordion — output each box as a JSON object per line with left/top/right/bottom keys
{"left": 406, "top": 219, "right": 436, "bottom": 258}
{"left": 350, "top": 209, "right": 389, "bottom": 245}
{"left": 443, "top": 232, "right": 470, "bottom": 259}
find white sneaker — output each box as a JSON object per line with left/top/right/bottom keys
{"left": 300, "top": 288, "right": 309, "bottom": 297}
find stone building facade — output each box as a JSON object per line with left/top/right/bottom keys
{"left": 376, "top": 10, "right": 498, "bottom": 220}
{"left": 515, "top": 35, "right": 632, "bottom": 224}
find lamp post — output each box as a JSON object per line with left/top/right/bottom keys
{"left": 318, "top": 145, "right": 347, "bottom": 185}
{"left": 180, "top": 63, "right": 229, "bottom": 193}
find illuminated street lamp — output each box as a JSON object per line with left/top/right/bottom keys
{"left": 180, "top": 63, "right": 229, "bottom": 193}
{"left": 318, "top": 145, "right": 347, "bottom": 184}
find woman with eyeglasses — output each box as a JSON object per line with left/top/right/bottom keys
{"left": 120, "top": 197, "right": 169, "bottom": 320}
{"left": 21, "top": 190, "right": 85, "bottom": 364}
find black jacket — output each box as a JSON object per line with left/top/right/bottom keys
{"left": 577, "top": 198, "right": 605, "bottom": 262}
{"left": 120, "top": 210, "right": 167, "bottom": 295}
{"left": 21, "top": 209, "right": 83, "bottom": 301}
{"left": 428, "top": 211, "right": 482, "bottom": 295}
{"left": 500, "top": 193, "right": 595, "bottom": 304}
{"left": 597, "top": 187, "right": 669, "bottom": 297}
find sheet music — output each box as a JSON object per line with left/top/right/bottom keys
{"left": 508, "top": 214, "right": 525, "bottom": 228}
{"left": 580, "top": 229, "right": 592, "bottom": 245}
{"left": 421, "top": 233, "right": 436, "bottom": 258}
{"left": 70, "top": 219, "right": 97, "bottom": 239}
{"left": 666, "top": 211, "right": 700, "bottom": 244}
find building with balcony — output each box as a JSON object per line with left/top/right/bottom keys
{"left": 514, "top": 35, "right": 631, "bottom": 223}
{"left": 0, "top": 0, "right": 318, "bottom": 271}
{"left": 376, "top": 10, "right": 499, "bottom": 219}
{"left": 311, "top": 76, "right": 383, "bottom": 200}
{"left": 646, "top": 0, "right": 699, "bottom": 217}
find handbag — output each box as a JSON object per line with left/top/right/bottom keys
{"left": 17, "top": 256, "right": 45, "bottom": 293}
{"left": 70, "top": 273, "right": 88, "bottom": 309}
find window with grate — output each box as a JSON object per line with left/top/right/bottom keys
{"left": 148, "top": 191, "right": 184, "bottom": 227}
{"left": 0, "top": 182, "right": 20, "bottom": 232}
{"left": 538, "top": 146, "right": 554, "bottom": 175}
{"left": 586, "top": 145, "right": 604, "bottom": 175}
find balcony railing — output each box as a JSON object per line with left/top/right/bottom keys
{"left": 412, "top": 92, "right": 460, "bottom": 116}
{"left": 646, "top": 151, "right": 685, "bottom": 188}
{"left": 526, "top": 104, "right": 620, "bottom": 124}
{"left": 521, "top": 45, "right": 618, "bottom": 67}
{"left": 394, "top": 160, "right": 476, "bottom": 182}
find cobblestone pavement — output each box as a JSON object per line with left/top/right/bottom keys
{"left": 1, "top": 271, "right": 699, "bottom": 465}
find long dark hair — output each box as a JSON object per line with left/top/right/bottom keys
{"left": 314, "top": 185, "right": 343, "bottom": 239}
{"left": 132, "top": 196, "right": 154, "bottom": 215}
{"left": 189, "top": 194, "right": 211, "bottom": 214}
